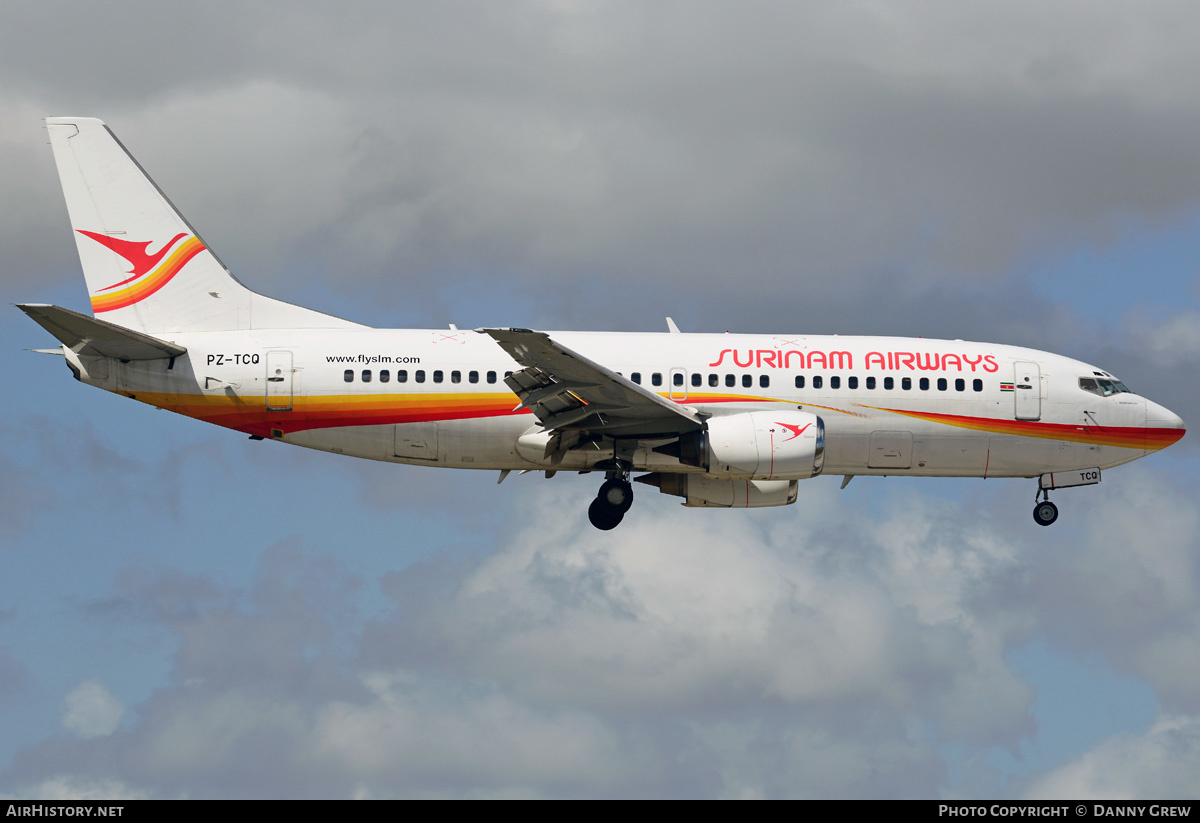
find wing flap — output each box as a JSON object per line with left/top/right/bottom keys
{"left": 17, "top": 303, "right": 186, "bottom": 360}
{"left": 480, "top": 327, "right": 703, "bottom": 437}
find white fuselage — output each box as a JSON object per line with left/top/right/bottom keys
{"left": 66, "top": 328, "right": 1183, "bottom": 480}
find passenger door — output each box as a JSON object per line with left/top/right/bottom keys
{"left": 1014, "top": 361, "right": 1041, "bottom": 421}
{"left": 266, "top": 351, "right": 293, "bottom": 411}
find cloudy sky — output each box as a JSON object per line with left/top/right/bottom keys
{"left": 2, "top": 0, "right": 1199, "bottom": 799}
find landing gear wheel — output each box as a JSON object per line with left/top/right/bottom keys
{"left": 598, "top": 478, "right": 634, "bottom": 513}
{"left": 1033, "top": 500, "right": 1059, "bottom": 527}
{"left": 588, "top": 497, "right": 624, "bottom": 530}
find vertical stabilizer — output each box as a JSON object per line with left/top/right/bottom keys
{"left": 45, "top": 117, "right": 363, "bottom": 334}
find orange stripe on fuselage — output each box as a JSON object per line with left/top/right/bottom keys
{"left": 117, "top": 389, "right": 1184, "bottom": 451}
{"left": 862, "top": 405, "right": 1184, "bottom": 450}
{"left": 125, "top": 391, "right": 530, "bottom": 438}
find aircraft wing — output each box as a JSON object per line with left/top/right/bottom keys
{"left": 17, "top": 303, "right": 186, "bottom": 360}
{"left": 479, "top": 327, "right": 704, "bottom": 437}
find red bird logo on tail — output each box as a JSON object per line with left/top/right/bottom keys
{"left": 78, "top": 230, "right": 187, "bottom": 291}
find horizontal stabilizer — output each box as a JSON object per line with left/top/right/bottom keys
{"left": 17, "top": 303, "right": 186, "bottom": 360}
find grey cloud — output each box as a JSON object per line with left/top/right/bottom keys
{"left": 10, "top": 2, "right": 1200, "bottom": 309}
{"left": 1017, "top": 468, "right": 1200, "bottom": 711}
{"left": 0, "top": 415, "right": 236, "bottom": 526}
{"left": 4, "top": 0, "right": 1200, "bottom": 800}
{"left": 0, "top": 648, "right": 31, "bottom": 699}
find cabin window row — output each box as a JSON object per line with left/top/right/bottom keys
{"left": 629, "top": 372, "right": 773, "bottom": 389}
{"left": 622, "top": 372, "right": 984, "bottom": 393}
{"left": 792, "top": 375, "right": 983, "bottom": 392}
{"left": 343, "top": 369, "right": 511, "bottom": 384}
{"left": 342, "top": 368, "right": 983, "bottom": 393}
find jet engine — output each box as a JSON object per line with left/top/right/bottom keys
{"left": 658, "top": 410, "right": 825, "bottom": 480}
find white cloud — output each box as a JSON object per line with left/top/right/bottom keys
{"left": 3, "top": 466, "right": 1198, "bottom": 797}
{"left": 2, "top": 776, "right": 147, "bottom": 801}
{"left": 1025, "top": 714, "right": 1200, "bottom": 800}
{"left": 62, "top": 680, "right": 124, "bottom": 739}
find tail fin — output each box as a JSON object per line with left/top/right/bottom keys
{"left": 45, "top": 117, "right": 364, "bottom": 334}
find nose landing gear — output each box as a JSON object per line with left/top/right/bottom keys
{"left": 588, "top": 473, "right": 634, "bottom": 530}
{"left": 1033, "top": 490, "right": 1059, "bottom": 527}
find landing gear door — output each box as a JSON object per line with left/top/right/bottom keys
{"left": 266, "top": 351, "right": 293, "bottom": 411}
{"left": 1014, "top": 361, "right": 1041, "bottom": 421}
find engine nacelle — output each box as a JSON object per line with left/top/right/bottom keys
{"left": 637, "top": 473, "right": 798, "bottom": 508}
{"left": 696, "top": 410, "right": 825, "bottom": 480}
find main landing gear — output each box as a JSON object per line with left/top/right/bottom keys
{"left": 1033, "top": 489, "right": 1059, "bottom": 527}
{"left": 588, "top": 472, "right": 634, "bottom": 530}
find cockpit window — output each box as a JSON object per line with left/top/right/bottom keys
{"left": 1079, "top": 376, "right": 1133, "bottom": 397}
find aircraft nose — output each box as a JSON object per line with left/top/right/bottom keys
{"left": 1145, "top": 398, "right": 1186, "bottom": 452}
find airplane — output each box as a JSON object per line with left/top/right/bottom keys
{"left": 20, "top": 117, "right": 1186, "bottom": 530}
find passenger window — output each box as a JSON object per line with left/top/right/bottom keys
{"left": 691, "top": 373, "right": 702, "bottom": 387}
{"left": 848, "top": 376, "right": 858, "bottom": 389}
{"left": 830, "top": 376, "right": 840, "bottom": 389}
{"left": 487, "top": 371, "right": 496, "bottom": 384}
{"left": 813, "top": 375, "right": 823, "bottom": 389}
{"left": 673, "top": 373, "right": 684, "bottom": 387}
{"left": 362, "top": 370, "right": 372, "bottom": 383}
{"left": 937, "top": 378, "right": 947, "bottom": 391}
{"left": 451, "top": 371, "right": 461, "bottom": 384}
{"left": 919, "top": 377, "right": 928, "bottom": 391}
{"left": 742, "top": 374, "right": 752, "bottom": 388}
{"left": 652, "top": 373, "right": 663, "bottom": 387}
{"left": 708, "top": 374, "right": 718, "bottom": 387}
{"left": 344, "top": 369, "right": 353, "bottom": 383}
{"left": 955, "top": 378, "right": 965, "bottom": 391}
{"left": 901, "top": 377, "right": 911, "bottom": 391}
{"left": 973, "top": 379, "right": 983, "bottom": 392}
{"left": 795, "top": 375, "right": 805, "bottom": 389}
{"left": 380, "top": 370, "right": 390, "bottom": 383}
{"left": 398, "top": 370, "right": 408, "bottom": 383}
{"left": 884, "top": 377, "right": 894, "bottom": 390}
{"left": 433, "top": 370, "right": 444, "bottom": 383}
{"left": 469, "top": 371, "right": 479, "bottom": 384}
{"left": 866, "top": 376, "right": 876, "bottom": 390}
{"left": 631, "top": 372, "right": 642, "bottom": 384}
{"left": 725, "top": 374, "right": 735, "bottom": 388}
{"left": 760, "top": 375, "right": 770, "bottom": 388}
{"left": 504, "top": 371, "right": 513, "bottom": 378}
{"left": 416, "top": 370, "right": 426, "bottom": 383}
